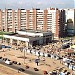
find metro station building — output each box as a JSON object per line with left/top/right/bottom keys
{"left": 3, "top": 30, "right": 53, "bottom": 48}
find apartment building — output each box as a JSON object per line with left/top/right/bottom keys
{"left": 35, "top": 8, "right": 59, "bottom": 38}
{"left": 14, "top": 10, "right": 18, "bottom": 32}
{"left": 0, "top": 9, "right": 2, "bottom": 31}
{"left": 0, "top": 8, "right": 60, "bottom": 38}
{"left": 0, "top": 9, "right": 17, "bottom": 32}
{"left": 59, "top": 9, "right": 66, "bottom": 37}
{"left": 65, "top": 9, "right": 75, "bottom": 36}
{"left": 36, "top": 9, "right": 44, "bottom": 30}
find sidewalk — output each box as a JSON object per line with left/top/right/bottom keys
{"left": 0, "top": 64, "right": 28, "bottom": 75}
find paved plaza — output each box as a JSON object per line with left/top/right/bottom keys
{"left": 0, "top": 39, "right": 75, "bottom": 75}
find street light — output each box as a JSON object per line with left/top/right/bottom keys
{"left": 23, "top": 48, "right": 26, "bottom": 64}
{"left": 24, "top": 48, "right": 25, "bottom": 64}
{"left": 1, "top": 31, "right": 4, "bottom": 43}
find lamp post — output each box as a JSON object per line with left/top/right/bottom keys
{"left": 23, "top": 47, "right": 26, "bottom": 64}
{"left": 2, "top": 31, "right": 3, "bottom": 43}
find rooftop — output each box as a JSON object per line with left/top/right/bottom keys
{"left": 5, "top": 33, "right": 41, "bottom": 40}
{"left": 14, "top": 33, "right": 40, "bottom": 39}
{"left": 19, "top": 29, "right": 52, "bottom": 34}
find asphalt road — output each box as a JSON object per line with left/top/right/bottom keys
{"left": 0, "top": 60, "right": 42, "bottom": 75}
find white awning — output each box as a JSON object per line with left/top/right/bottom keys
{"left": 3, "top": 35, "right": 29, "bottom": 42}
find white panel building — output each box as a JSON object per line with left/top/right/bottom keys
{"left": 3, "top": 30, "right": 53, "bottom": 48}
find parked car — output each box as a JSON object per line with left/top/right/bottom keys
{"left": 5, "top": 46, "right": 11, "bottom": 48}
{"left": 2, "top": 58, "right": 8, "bottom": 61}
{"left": 18, "top": 68, "right": 25, "bottom": 72}
{"left": 43, "top": 70, "right": 48, "bottom": 74}
{"left": 12, "top": 61, "right": 17, "bottom": 64}
{"left": 0, "top": 57, "right": 3, "bottom": 61}
{"left": 61, "top": 44, "right": 70, "bottom": 49}
{"left": 34, "top": 68, "right": 39, "bottom": 71}
{"left": 25, "top": 65, "right": 29, "bottom": 69}
{"left": 5, "top": 60, "right": 12, "bottom": 65}
{"left": 0, "top": 57, "right": 2, "bottom": 59}
{"left": 17, "top": 62, "right": 21, "bottom": 65}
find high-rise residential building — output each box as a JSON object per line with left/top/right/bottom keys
{"left": 0, "top": 9, "right": 17, "bottom": 32}
{"left": 0, "top": 9, "right": 2, "bottom": 31}
{"left": 17, "top": 9, "right": 37, "bottom": 31}
{"left": 35, "top": 8, "right": 59, "bottom": 38}
{"left": 0, "top": 8, "right": 61, "bottom": 38}
{"left": 59, "top": 9, "right": 66, "bottom": 37}
{"left": 65, "top": 9, "right": 75, "bottom": 36}
{"left": 36, "top": 8, "right": 59, "bottom": 38}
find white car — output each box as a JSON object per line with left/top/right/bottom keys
{"left": 5, "top": 60, "right": 12, "bottom": 65}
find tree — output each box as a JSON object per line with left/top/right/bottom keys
{"left": 67, "top": 19, "right": 73, "bottom": 23}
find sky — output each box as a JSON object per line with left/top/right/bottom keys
{"left": 0, "top": 0, "right": 74, "bottom": 9}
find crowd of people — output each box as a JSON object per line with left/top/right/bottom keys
{"left": 34, "top": 39, "right": 75, "bottom": 75}
{"left": 0, "top": 38, "right": 75, "bottom": 75}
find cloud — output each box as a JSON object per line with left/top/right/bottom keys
{"left": 0, "top": 0, "right": 74, "bottom": 9}
{"left": 18, "top": 1, "right": 24, "bottom": 5}
{"left": 37, "top": 2, "right": 42, "bottom": 5}
{"left": 55, "top": 2, "right": 65, "bottom": 5}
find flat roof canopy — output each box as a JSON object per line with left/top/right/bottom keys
{"left": 19, "top": 29, "right": 52, "bottom": 34}
{"left": 3, "top": 30, "right": 52, "bottom": 42}
{"left": 17, "top": 30, "right": 52, "bottom": 37}
{"left": 3, "top": 34, "right": 29, "bottom": 42}
{"left": 3, "top": 33, "right": 42, "bottom": 42}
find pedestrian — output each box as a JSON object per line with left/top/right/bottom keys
{"left": 4, "top": 53, "right": 5, "bottom": 56}
{"left": 36, "top": 62, "right": 39, "bottom": 66}
{"left": 67, "top": 62, "right": 70, "bottom": 68}
{"left": 66, "top": 72, "right": 70, "bottom": 75}
{"left": 63, "top": 70, "right": 67, "bottom": 75}
{"left": 18, "top": 69, "right": 20, "bottom": 73}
